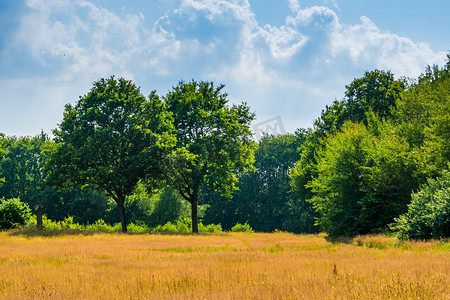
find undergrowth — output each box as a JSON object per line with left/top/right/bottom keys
{"left": 23, "top": 215, "right": 223, "bottom": 234}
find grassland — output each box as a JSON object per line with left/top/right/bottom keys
{"left": 0, "top": 231, "right": 448, "bottom": 299}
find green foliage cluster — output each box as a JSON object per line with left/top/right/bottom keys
{"left": 392, "top": 168, "right": 450, "bottom": 240}
{"left": 153, "top": 217, "right": 223, "bottom": 233}
{"left": 0, "top": 198, "right": 31, "bottom": 230}
{"left": 292, "top": 56, "right": 450, "bottom": 238}
{"left": 149, "top": 186, "right": 188, "bottom": 227}
{"left": 162, "top": 80, "right": 255, "bottom": 233}
{"left": 230, "top": 223, "right": 254, "bottom": 233}
{"left": 25, "top": 214, "right": 224, "bottom": 234}
{"left": 0, "top": 133, "right": 112, "bottom": 224}
{"left": 308, "top": 120, "right": 422, "bottom": 236}
{"left": 201, "top": 131, "right": 317, "bottom": 233}
{"left": 45, "top": 77, "right": 176, "bottom": 232}
{"left": 1, "top": 56, "right": 449, "bottom": 238}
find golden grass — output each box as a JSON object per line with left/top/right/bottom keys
{"left": 0, "top": 231, "right": 448, "bottom": 299}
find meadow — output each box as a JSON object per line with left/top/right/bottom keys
{"left": 0, "top": 231, "right": 448, "bottom": 299}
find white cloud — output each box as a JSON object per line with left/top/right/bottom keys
{"left": 15, "top": 0, "right": 189, "bottom": 82}
{"left": 1, "top": 0, "right": 447, "bottom": 136}
{"left": 179, "top": 0, "right": 254, "bottom": 22}
{"left": 330, "top": 16, "right": 447, "bottom": 77}
{"left": 288, "top": 0, "right": 300, "bottom": 14}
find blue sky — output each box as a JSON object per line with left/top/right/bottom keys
{"left": 0, "top": 0, "right": 448, "bottom": 137}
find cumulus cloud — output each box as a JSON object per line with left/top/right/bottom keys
{"left": 330, "top": 16, "right": 446, "bottom": 76}
{"left": 15, "top": 0, "right": 446, "bottom": 83}
{"left": 1, "top": 0, "right": 447, "bottom": 136}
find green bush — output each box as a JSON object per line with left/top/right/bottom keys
{"left": 149, "top": 186, "right": 184, "bottom": 227}
{"left": 199, "top": 222, "right": 223, "bottom": 233}
{"left": 230, "top": 222, "right": 254, "bottom": 233}
{"left": 26, "top": 215, "right": 148, "bottom": 233}
{"left": 391, "top": 168, "right": 450, "bottom": 240}
{"left": 0, "top": 198, "right": 32, "bottom": 230}
{"left": 153, "top": 217, "right": 191, "bottom": 233}
{"left": 153, "top": 217, "right": 222, "bottom": 233}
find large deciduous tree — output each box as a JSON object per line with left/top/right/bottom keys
{"left": 314, "top": 69, "right": 405, "bottom": 137}
{"left": 46, "top": 77, "right": 175, "bottom": 232}
{"left": 308, "top": 120, "right": 422, "bottom": 237}
{"left": 0, "top": 133, "right": 62, "bottom": 217}
{"left": 163, "top": 80, "right": 255, "bottom": 233}
{"left": 291, "top": 69, "right": 406, "bottom": 227}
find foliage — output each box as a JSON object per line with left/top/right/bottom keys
{"left": 314, "top": 69, "right": 405, "bottom": 137}
{"left": 149, "top": 186, "right": 186, "bottom": 227}
{"left": 230, "top": 223, "right": 254, "bottom": 233}
{"left": 25, "top": 214, "right": 221, "bottom": 234}
{"left": 291, "top": 70, "right": 406, "bottom": 232}
{"left": 0, "top": 198, "right": 32, "bottom": 230}
{"left": 308, "top": 120, "right": 422, "bottom": 237}
{"left": 0, "top": 133, "right": 65, "bottom": 219}
{"left": 152, "top": 216, "right": 222, "bottom": 233}
{"left": 46, "top": 77, "right": 175, "bottom": 232}
{"left": 57, "top": 186, "right": 110, "bottom": 224}
{"left": 163, "top": 80, "right": 255, "bottom": 232}
{"left": 202, "top": 131, "right": 316, "bottom": 233}
{"left": 26, "top": 215, "right": 148, "bottom": 233}
{"left": 0, "top": 133, "right": 114, "bottom": 223}
{"left": 104, "top": 181, "right": 156, "bottom": 225}
{"left": 394, "top": 59, "right": 450, "bottom": 174}
{"left": 391, "top": 168, "right": 450, "bottom": 240}
{"left": 1, "top": 58, "right": 448, "bottom": 238}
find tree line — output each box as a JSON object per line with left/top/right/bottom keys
{"left": 1, "top": 55, "right": 449, "bottom": 238}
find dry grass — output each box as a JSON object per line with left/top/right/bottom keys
{"left": 0, "top": 231, "right": 448, "bottom": 299}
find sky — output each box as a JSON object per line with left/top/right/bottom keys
{"left": 0, "top": 0, "right": 449, "bottom": 137}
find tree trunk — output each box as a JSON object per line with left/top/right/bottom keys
{"left": 35, "top": 204, "right": 43, "bottom": 230}
{"left": 191, "top": 198, "right": 199, "bottom": 233}
{"left": 117, "top": 198, "right": 128, "bottom": 233}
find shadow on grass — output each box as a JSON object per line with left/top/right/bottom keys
{"left": 325, "top": 235, "right": 354, "bottom": 244}
{"left": 8, "top": 228, "right": 228, "bottom": 238}
{"left": 8, "top": 228, "right": 96, "bottom": 237}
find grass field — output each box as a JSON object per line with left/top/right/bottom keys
{"left": 0, "top": 231, "right": 448, "bottom": 299}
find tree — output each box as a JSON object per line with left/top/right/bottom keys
{"left": 59, "top": 186, "right": 110, "bottom": 224}
{"left": 391, "top": 167, "right": 450, "bottom": 240}
{"left": 291, "top": 69, "right": 406, "bottom": 235}
{"left": 46, "top": 77, "right": 175, "bottom": 232}
{"left": 394, "top": 58, "right": 450, "bottom": 175}
{"left": 0, "top": 198, "right": 32, "bottom": 230}
{"left": 149, "top": 186, "right": 187, "bottom": 227}
{"left": 0, "top": 133, "right": 65, "bottom": 218}
{"left": 314, "top": 69, "right": 405, "bottom": 136}
{"left": 308, "top": 120, "right": 422, "bottom": 237}
{"left": 163, "top": 80, "right": 255, "bottom": 233}
{"left": 202, "top": 131, "right": 317, "bottom": 233}
{"left": 0, "top": 133, "right": 112, "bottom": 223}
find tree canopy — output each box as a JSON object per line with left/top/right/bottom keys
{"left": 162, "top": 80, "right": 255, "bottom": 232}
{"left": 1, "top": 55, "right": 449, "bottom": 239}
{"left": 292, "top": 56, "right": 450, "bottom": 237}
{"left": 45, "top": 77, "right": 175, "bottom": 232}
{"left": 202, "top": 131, "right": 317, "bottom": 233}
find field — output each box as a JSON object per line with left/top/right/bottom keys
{"left": 0, "top": 231, "right": 448, "bottom": 299}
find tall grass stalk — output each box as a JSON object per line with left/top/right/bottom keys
{"left": 0, "top": 232, "right": 447, "bottom": 299}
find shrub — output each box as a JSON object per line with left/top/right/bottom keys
{"left": 231, "top": 223, "right": 254, "bottom": 233}
{"left": 126, "top": 221, "right": 149, "bottom": 233}
{"left": 0, "top": 198, "right": 32, "bottom": 230}
{"left": 152, "top": 217, "right": 223, "bottom": 233}
{"left": 153, "top": 217, "right": 191, "bottom": 233}
{"left": 391, "top": 168, "right": 450, "bottom": 240}
{"left": 199, "top": 222, "right": 223, "bottom": 233}
{"left": 149, "top": 186, "right": 184, "bottom": 227}
{"left": 85, "top": 219, "right": 118, "bottom": 232}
